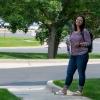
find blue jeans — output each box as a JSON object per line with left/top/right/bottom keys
{"left": 65, "top": 53, "right": 89, "bottom": 88}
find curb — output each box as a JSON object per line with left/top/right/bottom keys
{"left": 46, "top": 80, "right": 75, "bottom": 95}
{"left": 0, "top": 58, "right": 100, "bottom": 63}
{"left": 46, "top": 80, "right": 62, "bottom": 92}
{"left": 46, "top": 80, "right": 92, "bottom": 100}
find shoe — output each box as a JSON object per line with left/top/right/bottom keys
{"left": 67, "top": 90, "right": 74, "bottom": 96}
{"left": 55, "top": 86, "right": 67, "bottom": 95}
{"left": 73, "top": 90, "right": 82, "bottom": 96}
{"left": 55, "top": 90, "right": 66, "bottom": 95}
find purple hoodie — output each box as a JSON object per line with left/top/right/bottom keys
{"left": 69, "top": 29, "right": 91, "bottom": 55}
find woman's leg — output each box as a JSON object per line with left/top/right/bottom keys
{"left": 65, "top": 55, "right": 77, "bottom": 88}
{"left": 60, "top": 55, "right": 77, "bottom": 95}
{"left": 76, "top": 53, "right": 89, "bottom": 92}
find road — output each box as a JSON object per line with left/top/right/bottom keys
{"left": 0, "top": 39, "right": 100, "bottom": 53}
{"left": 0, "top": 64, "right": 99, "bottom": 86}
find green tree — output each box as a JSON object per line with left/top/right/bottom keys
{"left": 0, "top": 0, "right": 100, "bottom": 58}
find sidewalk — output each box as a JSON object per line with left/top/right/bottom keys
{"left": 0, "top": 85, "right": 91, "bottom": 100}
{"left": 0, "top": 59, "right": 100, "bottom": 69}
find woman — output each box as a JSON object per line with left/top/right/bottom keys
{"left": 57, "top": 16, "right": 91, "bottom": 96}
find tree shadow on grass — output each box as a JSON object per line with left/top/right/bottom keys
{"left": 0, "top": 52, "right": 48, "bottom": 59}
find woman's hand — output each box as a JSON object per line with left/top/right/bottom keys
{"left": 79, "top": 42, "right": 88, "bottom": 47}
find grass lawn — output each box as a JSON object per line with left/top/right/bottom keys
{"left": 0, "top": 89, "right": 21, "bottom": 100}
{"left": 0, "top": 37, "right": 40, "bottom": 47}
{"left": 0, "top": 52, "right": 100, "bottom": 59}
{"left": 0, "top": 52, "right": 48, "bottom": 59}
{"left": 54, "top": 79, "right": 100, "bottom": 100}
{"left": 56, "top": 53, "right": 100, "bottom": 59}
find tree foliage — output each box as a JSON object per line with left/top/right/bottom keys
{"left": 0, "top": 0, "right": 100, "bottom": 58}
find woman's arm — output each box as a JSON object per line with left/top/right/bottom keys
{"left": 79, "top": 29, "right": 91, "bottom": 47}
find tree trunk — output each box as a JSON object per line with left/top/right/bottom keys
{"left": 53, "top": 38, "right": 59, "bottom": 58}
{"left": 53, "top": 32, "right": 61, "bottom": 58}
{"left": 48, "top": 25, "right": 57, "bottom": 58}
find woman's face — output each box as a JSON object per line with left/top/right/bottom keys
{"left": 75, "top": 16, "right": 83, "bottom": 26}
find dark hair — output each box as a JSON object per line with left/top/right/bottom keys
{"left": 74, "top": 16, "right": 85, "bottom": 32}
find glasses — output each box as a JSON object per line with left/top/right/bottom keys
{"left": 76, "top": 18, "right": 83, "bottom": 22}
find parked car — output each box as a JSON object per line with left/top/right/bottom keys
{"left": 4, "top": 22, "right": 10, "bottom": 28}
